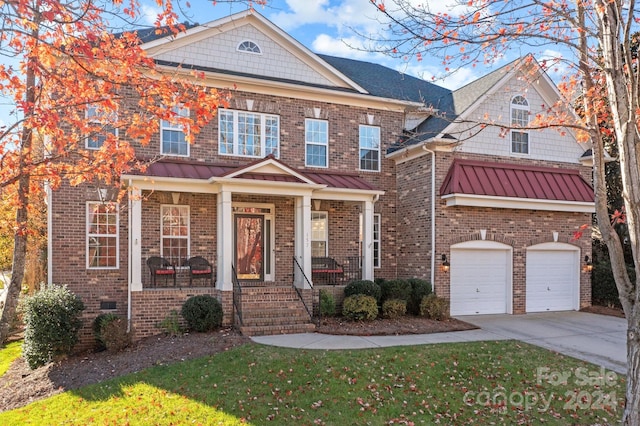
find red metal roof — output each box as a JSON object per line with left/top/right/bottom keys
{"left": 144, "top": 161, "right": 233, "bottom": 179}
{"left": 439, "top": 159, "right": 594, "bottom": 202}
{"left": 304, "top": 171, "right": 378, "bottom": 191}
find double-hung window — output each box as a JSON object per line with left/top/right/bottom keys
{"left": 359, "top": 125, "right": 380, "bottom": 171}
{"left": 511, "top": 95, "right": 529, "bottom": 154}
{"left": 86, "top": 104, "right": 117, "bottom": 149}
{"left": 219, "top": 109, "right": 279, "bottom": 158}
{"left": 161, "top": 106, "right": 189, "bottom": 156}
{"left": 305, "top": 119, "right": 328, "bottom": 167}
{"left": 87, "top": 202, "right": 119, "bottom": 269}
{"left": 311, "top": 211, "right": 328, "bottom": 257}
{"left": 161, "top": 205, "right": 190, "bottom": 266}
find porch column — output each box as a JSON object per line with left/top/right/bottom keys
{"left": 361, "top": 199, "right": 374, "bottom": 281}
{"left": 294, "top": 195, "right": 312, "bottom": 288}
{"left": 217, "top": 189, "right": 233, "bottom": 291}
{"left": 130, "top": 187, "right": 143, "bottom": 292}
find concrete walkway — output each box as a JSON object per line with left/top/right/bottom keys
{"left": 252, "top": 311, "right": 627, "bottom": 373}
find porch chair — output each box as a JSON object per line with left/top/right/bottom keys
{"left": 184, "top": 256, "right": 214, "bottom": 286}
{"left": 147, "top": 256, "right": 176, "bottom": 287}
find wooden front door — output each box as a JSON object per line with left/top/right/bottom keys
{"left": 235, "top": 214, "right": 264, "bottom": 280}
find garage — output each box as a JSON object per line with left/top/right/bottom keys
{"left": 526, "top": 243, "right": 579, "bottom": 312}
{"left": 449, "top": 241, "right": 512, "bottom": 316}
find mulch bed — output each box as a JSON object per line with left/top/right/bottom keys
{"left": 316, "top": 315, "right": 477, "bottom": 336}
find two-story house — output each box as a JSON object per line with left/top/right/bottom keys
{"left": 47, "top": 10, "right": 594, "bottom": 344}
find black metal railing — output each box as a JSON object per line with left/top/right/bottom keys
{"left": 310, "top": 256, "right": 362, "bottom": 285}
{"left": 292, "top": 257, "right": 317, "bottom": 323}
{"left": 232, "top": 265, "right": 243, "bottom": 327}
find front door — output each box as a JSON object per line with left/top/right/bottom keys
{"left": 235, "top": 214, "right": 264, "bottom": 280}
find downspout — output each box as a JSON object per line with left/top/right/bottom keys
{"left": 127, "top": 180, "right": 132, "bottom": 332}
{"left": 45, "top": 182, "right": 53, "bottom": 286}
{"left": 422, "top": 145, "right": 436, "bottom": 287}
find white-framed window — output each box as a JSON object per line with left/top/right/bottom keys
{"left": 311, "top": 211, "right": 328, "bottom": 257}
{"left": 305, "top": 119, "right": 328, "bottom": 167}
{"left": 359, "top": 125, "right": 380, "bottom": 171}
{"left": 359, "top": 213, "right": 381, "bottom": 268}
{"left": 87, "top": 202, "right": 119, "bottom": 269}
{"left": 161, "top": 105, "right": 189, "bottom": 156}
{"left": 237, "top": 40, "right": 261, "bottom": 54}
{"left": 161, "top": 205, "right": 190, "bottom": 266}
{"left": 86, "top": 104, "right": 117, "bottom": 149}
{"left": 511, "top": 95, "right": 529, "bottom": 154}
{"left": 219, "top": 109, "right": 279, "bottom": 158}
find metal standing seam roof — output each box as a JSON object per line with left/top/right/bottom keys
{"left": 439, "top": 159, "right": 595, "bottom": 203}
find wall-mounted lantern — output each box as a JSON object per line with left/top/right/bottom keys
{"left": 441, "top": 253, "right": 450, "bottom": 273}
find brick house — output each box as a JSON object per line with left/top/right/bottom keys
{"left": 47, "top": 11, "right": 594, "bottom": 342}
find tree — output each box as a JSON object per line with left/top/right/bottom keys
{"left": 367, "top": 1, "right": 640, "bottom": 423}
{"left": 0, "top": 0, "right": 275, "bottom": 343}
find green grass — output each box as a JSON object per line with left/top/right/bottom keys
{"left": 0, "top": 341, "right": 22, "bottom": 377}
{"left": 0, "top": 340, "right": 624, "bottom": 425}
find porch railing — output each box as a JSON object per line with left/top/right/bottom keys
{"left": 292, "top": 257, "right": 317, "bottom": 323}
{"left": 232, "top": 265, "right": 243, "bottom": 327}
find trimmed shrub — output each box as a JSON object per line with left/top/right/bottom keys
{"left": 380, "top": 279, "right": 412, "bottom": 303}
{"left": 319, "top": 289, "right": 336, "bottom": 317}
{"left": 158, "top": 310, "right": 185, "bottom": 336}
{"left": 407, "top": 278, "right": 432, "bottom": 315}
{"left": 344, "top": 280, "right": 382, "bottom": 303}
{"left": 93, "top": 313, "right": 120, "bottom": 350}
{"left": 382, "top": 298, "right": 407, "bottom": 319}
{"left": 21, "top": 284, "right": 85, "bottom": 369}
{"left": 181, "top": 295, "right": 223, "bottom": 332}
{"left": 100, "top": 317, "right": 131, "bottom": 352}
{"left": 592, "top": 259, "right": 625, "bottom": 308}
{"left": 342, "top": 294, "right": 378, "bottom": 321}
{"left": 419, "top": 294, "right": 450, "bottom": 321}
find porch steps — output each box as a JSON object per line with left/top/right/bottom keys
{"left": 236, "top": 285, "right": 316, "bottom": 336}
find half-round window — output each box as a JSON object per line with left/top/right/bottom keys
{"left": 237, "top": 40, "right": 261, "bottom": 54}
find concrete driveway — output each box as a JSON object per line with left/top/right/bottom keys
{"left": 456, "top": 311, "right": 627, "bottom": 374}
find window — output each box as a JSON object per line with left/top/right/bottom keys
{"left": 237, "top": 40, "right": 261, "bottom": 54}
{"left": 311, "top": 211, "right": 328, "bottom": 257}
{"left": 219, "top": 109, "right": 279, "bottom": 158}
{"left": 87, "top": 202, "right": 119, "bottom": 269}
{"left": 86, "top": 104, "right": 117, "bottom": 149}
{"left": 161, "top": 205, "right": 190, "bottom": 265}
{"left": 359, "top": 125, "right": 380, "bottom": 171}
{"left": 161, "top": 106, "right": 189, "bottom": 156}
{"left": 359, "top": 213, "right": 381, "bottom": 268}
{"left": 305, "top": 119, "right": 328, "bottom": 167}
{"left": 511, "top": 95, "right": 529, "bottom": 154}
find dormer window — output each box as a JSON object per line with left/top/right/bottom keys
{"left": 237, "top": 40, "right": 261, "bottom": 54}
{"left": 510, "top": 95, "right": 529, "bottom": 154}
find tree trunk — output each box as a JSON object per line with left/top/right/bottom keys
{"left": 624, "top": 316, "right": 640, "bottom": 425}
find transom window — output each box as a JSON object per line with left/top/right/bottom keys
{"left": 87, "top": 202, "right": 119, "bottom": 269}
{"left": 237, "top": 40, "right": 261, "bottom": 54}
{"left": 219, "top": 109, "right": 279, "bottom": 158}
{"left": 86, "top": 104, "right": 117, "bottom": 149}
{"left": 511, "top": 95, "right": 529, "bottom": 154}
{"left": 359, "top": 125, "right": 380, "bottom": 171}
{"left": 161, "top": 205, "right": 190, "bottom": 266}
{"left": 305, "top": 119, "right": 328, "bottom": 167}
{"left": 161, "top": 106, "right": 189, "bottom": 156}
{"left": 311, "top": 211, "right": 328, "bottom": 257}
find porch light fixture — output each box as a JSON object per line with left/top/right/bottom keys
{"left": 441, "top": 253, "right": 450, "bottom": 273}
{"left": 171, "top": 192, "right": 181, "bottom": 205}
{"left": 313, "top": 199, "right": 322, "bottom": 211}
{"left": 584, "top": 255, "right": 593, "bottom": 273}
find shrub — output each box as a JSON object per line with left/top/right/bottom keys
{"left": 382, "top": 299, "right": 407, "bottom": 319}
{"left": 319, "top": 289, "right": 336, "bottom": 317}
{"left": 181, "top": 295, "right": 223, "bottom": 332}
{"left": 344, "top": 280, "right": 381, "bottom": 303}
{"left": 21, "top": 284, "right": 85, "bottom": 369}
{"left": 342, "top": 294, "right": 378, "bottom": 321}
{"left": 407, "top": 278, "right": 432, "bottom": 315}
{"left": 100, "top": 317, "right": 131, "bottom": 352}
{"left": 93, "top": 313, "right": 120, "bottom": 350}
{"left": 419, "top": 294, "right": 450, "bottom": 321}
{"left": 592, "top": 259, "right": 626, "bottom": 308}
{"left": 380, "top": 279, "right": 412, "bottom": 303}
{"left": 158, "top": 310, "right": 185, "bottom": 336}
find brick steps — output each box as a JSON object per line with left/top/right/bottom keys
{"left": 236, "top": 285, "right": 316, "bottom": 336}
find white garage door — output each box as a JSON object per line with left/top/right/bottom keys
{"left": 526, "top": 245, "right": 579, "bottom": 312}
{"left": 450, "top": 243, "right": 511, "bottom": 316}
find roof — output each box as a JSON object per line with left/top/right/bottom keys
{"left": 439, "top": 159, "right": 594, "bottom": 203}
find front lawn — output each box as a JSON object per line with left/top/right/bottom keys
{"left": 0, "top": 340, "right": 623, "bottom": 425}
{"left": 0, "top": 341, "right": 22, "bottom": 377}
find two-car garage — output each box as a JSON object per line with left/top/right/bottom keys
{"left": 449, "top": 241, "right": 580, "bottom": 316}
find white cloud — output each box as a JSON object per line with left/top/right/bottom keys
{"left": 140, "top": 4, "right": 163, "bottom": 26}
{"left": 270, "top": 0, "right": 381, "bottom": 34}
{"left": 396, "top": 62, "right": 479, "bottom": 90}
{"left": 311, "top": 33, "right": 386, "bottom": 60}
{"left": 538, "top": 49, "right": 575, "bottom": 80}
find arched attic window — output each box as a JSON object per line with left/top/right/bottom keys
{"left": 510, "top": 95, "right": 529, "bottom": 154}
{"left": 237, "top": 40, "right": 262, "bottom": 54}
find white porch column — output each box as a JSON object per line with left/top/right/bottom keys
{"left": 294, "top": 195, "right": 312, "bottom": 288}
{"left": 217, "top": 190, "right": 233, "bottom": 291}
{"left": 361, "top": 199, "right": 374, "bottom": 281}
{"left": 130, "top": 187, "right": 143, "bottom": 292}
